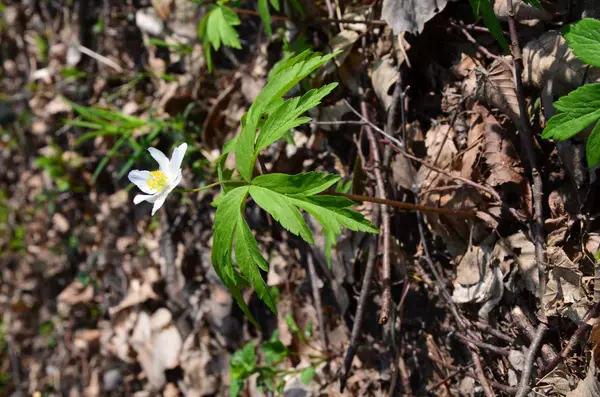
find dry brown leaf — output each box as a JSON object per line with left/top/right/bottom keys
{"left": 494, "top": 231, "right": 537, "bottom": 295}
{"left": 417, "top": 124, "right": 457, "bottom": 188}
{"left": 370, "top": 54, "right": 399, "bottom": 111}
{"left": 493, "top": 0, "right": 552, "bottom": 25}
{"left": 460, "top": 109, "right": 485, "bottom": 179}
{"left": 482, "top": 111, "right": 524, "bottom": 186}
{"left": 109, "top": 279, "right": 159, "bottom": 315}
{"left": 523, "top": 31, "right": 600, "bottom": 97}
{"left": 566, "top": 359, "right": 600, "bottom": 397}
{"left": 130, "top": 309, "right": 183, "bottom": 389}
{"left": 57, "top": 280, "right": 95, "bottom": 316}
{"left": 381, "top": 0, "right": 449, "bottom": 34}
{"left": 478, "top": 57, "right": 520, "bottom": 123}
{"left": 180, "top": 331, "right": 225, "bottom": 396}
{"left": 456, "top": 246, "right": 485, "bottom": 285}
{"left": 543, "top": 246, "right": 588, "bottom": 322}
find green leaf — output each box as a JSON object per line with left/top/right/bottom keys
{"left": 469, "top": 0, "right": 509, "bottom": 51}
{"left": 235, "top": 51, "right": 341, "bottom": 181}
{"left": 564, "top": 18, "right": 600, "bottom": 68}
{"left": 258, "top": 0, "right": 272, "bottom": 37}
{"left": 234, "top": 214, "right": 277, "bottom": 314}
{"left": 229, "top": 379, "right": 244, "bottom": 397}
{"left": 288, "top": 0, "right": 304, "bottom": 16}
{"left": 230, "top": 342, "right": 256, "bottom": 379}
{"left": 304, "top": 319, "right": 313, "bottom": 338}
{"left": 255, "top": 83, "right": 338, "bottom": 153}
{"left": 262, "top": 330, "right": 288, "bottom": 364}
{"left": 288, "top": 195, "right": 379, "bottom": 235}
{"left": 212, "top": 186, "right": 260, "bottom": 327}
{"left": 249, "top": 185, "right": 314, "bottom": 244}
{"left": 285, "top": 313, "right": 304, "bottom": 342}
{"left": 270, "top": 0, "right": 280, "bottom": 11}
{"left": 206, "top": 5, "right": 241, "bottom": 50}
{"left": 300, "top": 366, "right": 316, "bottom": 385}
{"left": 586, "top": 121, "right": 600, "bottom": 167}
{"left": 251, "top": 172, "right": 340, "bottom": 196}
{"left": 542, "top": 84, "right": 600, "bottom": 140}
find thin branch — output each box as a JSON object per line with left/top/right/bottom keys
{"left": 344, "top": 98, "right": 524, "bottom": 222}
{"left": 540, "top": 300, "right": 600, "bottom": 378}
{"left": 470, "top": 344, "right": 496, "bottom": 397}
{"left": 307, "top": 251, "right": 329, "bottom": 352}
{"left": 511, "top": 306, "right": 558, "bottom": 365}
{"left": 359, "top": 90, "right": 392, "bottom": 325}
{"left": 449, "top": 21, "right": 501, "bottom": 61}
{"left": 339, "top": 209, "right": 381, "bottom": 392}
{"left": 455, "top": 333, "right": 510, "bottom": 356}
{"left": 506, "top": 0, "right": 547, "bottom": 304}
{"left": 344, "top": 99, "right": 468, "bottom": 330}
{"left": 473, "top": 320, "right": 516, "bottom": 345}
{"left": 515, "top": 324, "right": 547, "bottom": 397}
{"left": 329, "top": 192, "right": 476, "bottom": 217}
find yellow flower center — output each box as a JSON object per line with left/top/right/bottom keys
{"left": 146, "top": 170, "right": 168, "bottom": 191}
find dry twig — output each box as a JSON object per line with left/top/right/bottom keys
{"left": 515, "top": 323, "right": 547, "bottom": 397}
{"left": 506, "top": 0, "right": 547, "bottom": 304}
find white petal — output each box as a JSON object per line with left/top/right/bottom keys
{"left": 148, "top": 147, "right": 170, "bottom": 172}
{"left": 128, "top": 170, "right": 154, "bottom": 194}
{"left": 172, "top": 169, "right": 182, "bottom": 188}
{"left": 134, "top": 194, "right": 156, "bottom": 205}
{"left": 151, "top": 195, "right": 167, "bottom": 215}
{"left": 169, "top": 143, "right": 187, "bottom": 175}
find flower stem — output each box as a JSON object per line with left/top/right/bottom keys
{"left": 174, "top": 179, "right": 247, "bottom": 193}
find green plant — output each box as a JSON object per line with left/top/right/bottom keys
{"left": 35, "top": 144, "right": 80, "bottom": 192}
{"left": 198, "top": 0, "right": 287, "bottom": 72}
{"left": 230, "top": 317, "right": 323, "bottom": 396}
{"left": 468, "top": 0, "right": 541, "bottom": 51}
{"left": 68, "top": 101, "right": 184, "bottom": 182}
{"left": 207, "top": 50, "right": 378, "bottom": 326}
{"left": 541, "top": 18, "right": 600, "bottom": 167}
{"left": 198, "top": 1, "right": 242, "bottom": 73}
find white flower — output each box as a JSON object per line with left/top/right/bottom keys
{"left": 128, "top": 143, "right": 187, "bottom": 215}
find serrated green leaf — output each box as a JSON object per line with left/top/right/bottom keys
{"left": 586, "top": 121, "right": 600, "bottom": 167}
{"left": 301, "top": 366, "right": 316, "bottom": 385}
{"left": 324, "top": 227, "right": 336, "bottom": 268}
{"left": 289, "top": 195, "right": 379, "bottom": 235}
{"left": 230, "top": 342, "right": 256, "bottom": 379}
{"left": 230, "top": 379, "right": 244, "bottom": 397}
{"left": 212, "top": 186, "right": 260, "bottom": 328}
{"left": 249, "top": 186, "right": 314, "bottom": 244}
{"left": 235, "top": 51, "right": 341, "bottom": 181}
{"left": 469, "top": 0, "right": 509, "bottom": 51}
{"left": 542, "top": 84, "right": 600, "bottom": 140}
{"left": 262, "top": 331, "right": 288, "bottom": 364}
{"left": 564, "top": 18, "right": 600, "bottom": 68}
{"left": 204, "top": 4, "right": 241, "bottom": 51}
{"left": 255, "top": 83, "right": 338, "bottom": 153}
{"left": 251, "top": 172, "right": 340, "bottom": 196}
{"left": 258, "top": 0, "right": 272, "bottom": 37}
{"left": 234, "top": 214, "right": 277, "bottom": 313}
{"left": 285, "top": 313, "right": 302, "bottom": 335}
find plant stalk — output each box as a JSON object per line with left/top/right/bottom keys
{"left": 176, "top": 180, "right": 476, "bottom": 217}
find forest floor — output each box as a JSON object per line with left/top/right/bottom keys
{"left": 1, "top": 0, "right": 600, "bottom": 396}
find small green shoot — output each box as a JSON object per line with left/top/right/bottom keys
{"left": 542, "top": 18, "right": 600, "bottom": 167}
